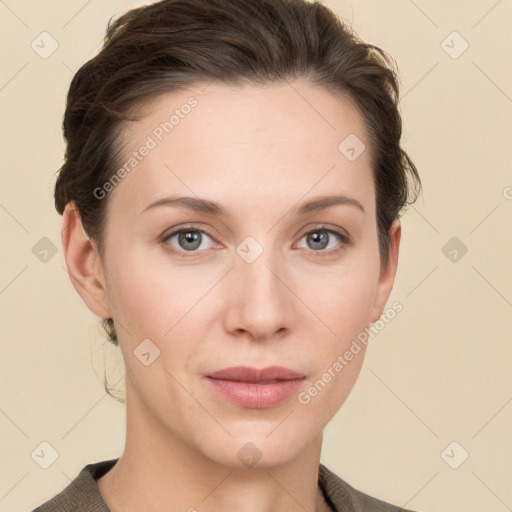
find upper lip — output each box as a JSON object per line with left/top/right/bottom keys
{"left": 206, "top": 366, "right": 305, "bottom": 383}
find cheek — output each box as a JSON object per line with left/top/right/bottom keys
{"left": 105, "top": 247, "right": 205, "bottom": 340}
{"left": 104, "top": 255, "right": 206, "bottom": 399}
{"left": 104, "top": 249, "right": 225, "bottom": 388}
{"left": 297, "top": 260, "right": 379, "bottom": 410}
{"left": 302, "top": 260, "right": 379, "bottom": 345}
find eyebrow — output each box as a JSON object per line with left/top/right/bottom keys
{"left": 138, "top": 193, "right": 365, "bottom": 217}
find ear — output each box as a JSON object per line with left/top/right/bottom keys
{"left": 370, "top": 219, "right": 401, "bottom": 324}
{"left": 61, "top": 202, "right": 112, "bottom": 319}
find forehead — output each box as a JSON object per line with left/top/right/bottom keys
{"left": 107, "top": 80, "right": 374, "bottom": 220}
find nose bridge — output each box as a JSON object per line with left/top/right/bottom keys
{"left": 237, "top": 236, "right": 284, "bottom": 304}
{"left": 225, "top": 234, "right": 295, "bottom": 339}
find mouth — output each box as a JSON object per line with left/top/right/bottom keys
{"left": 206, "top": 365, "right": 305, "bottom": 382}
{"left": 205, "top": 366, "right": 305, "bottom": 408}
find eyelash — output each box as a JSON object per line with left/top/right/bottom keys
{"left": 160, "top": 224, "right": 351, "bottom": 259}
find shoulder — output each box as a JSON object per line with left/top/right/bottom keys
{"left": 32, "top": 459, "right": 118, "bottom": 512}
{"left": 318, "top": 463, "right": 420, "bottom": 512}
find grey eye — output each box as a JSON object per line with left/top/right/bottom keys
{"left": 298, "top": 229, "right": 341, "bottom": 251}
{"left": 166, "top": 229, "right": 215, "bottom": 252}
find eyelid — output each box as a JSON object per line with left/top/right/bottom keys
{"left": 298, "top": 223, "right": 350, "bottom": 241}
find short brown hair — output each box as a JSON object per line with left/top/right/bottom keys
{"left": 55, "top": 0, "right": 421, "bottom": 352}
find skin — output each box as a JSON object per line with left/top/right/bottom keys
{"left": 61, "top": 80, "right": 401, "bottom": 512}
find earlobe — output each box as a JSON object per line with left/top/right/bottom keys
{"left": 61, "top": 202, "right": 112, "bottom": 319}
{"left": 370, "top": 219, "right": 401, "bottom": 324}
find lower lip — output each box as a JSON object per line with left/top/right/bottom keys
{"left": 206, "top": 377, "right": 304, "bottom": 408}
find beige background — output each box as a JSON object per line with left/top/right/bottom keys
{"left": 1, "top": 0, "right": 511, "bottom": 511}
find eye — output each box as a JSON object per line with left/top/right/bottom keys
{"left": 161, "top": 224, "right": 351, "bottom": 259}
{"left": 163, "top": 227, "right": 217, "bottom": 255}
{"left": 296, "top": 226, "right": 349, "bottom": 256}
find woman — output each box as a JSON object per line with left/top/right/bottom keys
{"left": 34, "top": 0, "right": 422, "bottom": 510}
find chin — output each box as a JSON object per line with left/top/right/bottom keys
{"left": 193, "top": 421, "right": 320, "bottom": 470}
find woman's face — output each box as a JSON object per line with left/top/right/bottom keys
{"left": 70, "top": 80, "right": 400, "bottom": 468}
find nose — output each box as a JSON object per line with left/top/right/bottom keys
{"left": 223, "top": 246, "right": 297, "bottom": 342}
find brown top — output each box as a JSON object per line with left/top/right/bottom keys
{"left": 33, "top": 458, "right": 418, "bottom": 512}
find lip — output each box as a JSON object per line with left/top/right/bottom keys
{"left": 205, "top": 366, "right": 305, "bottom": 409}
{"left": 207, "top": 365, "right": 305, "bottom": 382}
